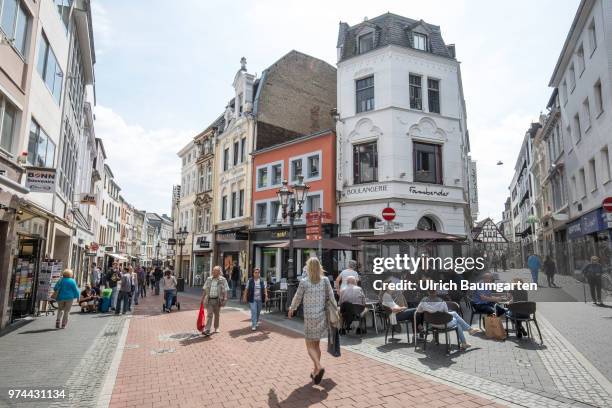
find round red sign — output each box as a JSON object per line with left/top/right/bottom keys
{"left": 382, "top": 207, "right": 396, "bottom": 221}
{"left": 603, "top": 197, "right": 612, "bottom": 213}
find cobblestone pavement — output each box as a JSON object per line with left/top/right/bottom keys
{"left": 107, "top": 292, "right": 506, "bottom": 408}
{"left": 0, "top": 305, "right": 128, "bottom": 408}
{"left": 499, "top": 268, "right": 612, "bottom": 382}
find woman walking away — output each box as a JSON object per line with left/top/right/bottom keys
{"left": 288, "top": 257, "right": 336, "bottom": 385}
{"left": 201, "top": 266, "right": 229, "bottom": 335}
{"left": 162, "top": 270, "right": 178, "bottom": 313}
{"left": 53, "top": 269, "right": 80, "bottom": 329}
{"left": 583, "top": 256, "right": 604, "bottom": 305}
{"left": 543, "top": 256, "right": 558, "bottom": 288}
{"left": 243, "top": 268, "right": 268, "bottom": 330}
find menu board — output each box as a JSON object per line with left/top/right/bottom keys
{"left": 36, "top": 260, "right": 63, "bottom": 301}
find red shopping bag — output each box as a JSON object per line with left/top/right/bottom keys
{"left": 197, "top": 302, "right": 206, "bottom": 331}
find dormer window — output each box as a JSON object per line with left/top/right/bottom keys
{"left": 413, "top": 33, "right": 427, "bottom": 51}
{"left": 358, "top": 32, "right": 374, "bottom": 54}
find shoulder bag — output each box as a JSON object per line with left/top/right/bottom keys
{"left": 325, "top": 278, "right": 340, "bottom": 328}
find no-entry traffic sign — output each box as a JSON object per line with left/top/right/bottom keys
{"left": 382, "top": 207, "right": 396, "bottom": 221}
{"left": 603, "top": 197, "right": 612, "bottom": 212}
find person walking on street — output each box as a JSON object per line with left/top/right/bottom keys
{"left": 201, "top": 266, "right": 229, "bottom": 336}
{"left": 138, "top": 266, "right": 146, "bottom": 298}
{"left": 527, "top": 253, "right": 541, "bottom": 285}
{"left": 543, "top": 255, "right": 559, "bottom": 288}
{"left": 106, "top": 262, "right": 121, "bottom": 310}
{"left": 115, "top": 267, "right": 132, "bottom": 315}
{"left": 243, "top": 267, "right": 268, "bottom": 330}
{"left": 162, "top": 270, "right": 178, "bottom": 312}
{"left": 130, "top": 266, "right": 139, "bottom": 308}
{"left": 53, "top": 269, "right": 80, "bottom": 329}
{"left": 288, "top": 257, "right": 336, "bottom": 385}
{"left": 231, "top": 261, "right": 241, "bottom": 299}
{"left": 583, "top": 256, "right": 604, "bottom": 305}
{"left": 153, "top": 266, "right": 163, "bottom": 295}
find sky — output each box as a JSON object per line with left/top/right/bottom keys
{"left": 91, "top": 0, "right": 579, "bottom": 220}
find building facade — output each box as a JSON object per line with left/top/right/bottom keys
{"left": 176, "top": 140, "right": 197, "bottom": 282}
{"left": 335, "top": 13, "right": 476, "bottom": 237}
{"left": 549, "top": 0, "right": 612, "bottom": 273}
{"left": 213, "top": 52, "right": 336, "bottom": 275}
{"left": 250, "top": 130, "right": 337, "bottom": 282}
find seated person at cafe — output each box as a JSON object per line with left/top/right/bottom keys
{"left": 381, "top": 286, "right": 420, "bottom": 332}
{"left": 339, "top": 276, "right": 366, "bottom": 334}
{"left": 417, "top": 287, "right": 481, "bottom": 350}
{"left": 471, "top": 273, "right": 507, "bottom": 316}
{"left": 79, "top": 285, "right": 99, "bottom": 313}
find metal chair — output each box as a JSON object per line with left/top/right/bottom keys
{"left": 340, "top": 303, "right": 367, "bottom": 335}
{"left": 382, "top": 306, "right": 412, "bottom": 344}
{"left": 469, "top": 301, "right": 487, "bottom": 329}
{"left": 505, "top": 301, "right": 543, "bottom": 345}
{"left": 445, "top": 301, "right": 463, "bottom": 318}
{"left": 419, "top": 311, "right": 460, "bottom": 354}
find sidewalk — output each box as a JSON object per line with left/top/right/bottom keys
{"left": 107, "top": 293, "right": 505, "bottom": 408}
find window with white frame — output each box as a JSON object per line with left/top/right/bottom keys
{"left": 290, "top": 152, "right": 321, "bottom": 182}
{"left": 233, "top": 140, "right": 240, "bottom": 166}
{"left": 409, "top": 74, "right": 422, "bottom": 110}
{"left": 221, "top": 195, "right": 227, "bottom": 220}
{"left": 561, "top": 80, "right": 568, "bottom": 104}
{"left": 574, "top": 113, "right": 581, "bottom": 142}
{"left": 356, "top": 76, "right": 374, "bottom": 113}
{"left": 223, "top": 147, "right": 229, "bottom": 171}
{"left": 269, "top": 200, "right": 280, "bottom": 224}
{"left": 358, "top": 32, "right": 374, "bottom": 54}
{"left": 428, "top": 78, "right": 440, "bottom": 113}
{"left": 204, "top": 208, "right": 211, "bottom": 232}
{"left": 601, "top": 147, "right": 611, "bottom": 183}
{"left": 579, "top": 168, "right": 587, "bottom": 197}
{"left": 413, "top": 32, "right": 427, "bottom": 51}
{"left": 568, "top": 63, "right": 576, "bottom": 91}
{"left": 239, "top": 189, "right": 244, "bottom": 217}
{"left": 0, "top": 95, "right": 17, "bottom": 153}
{"left": 1, "top": 0, "right": 29, "bottom": 56}
{"left": 583, "top": 98, "right": 591, "bottom": 130}
{"left": 594, "top": 80, "right": 603, "bottom": 116}
{"left": 231, "top": 191, "right": 237, "bottom": 218}
{"left": 588, "top": 19, "right": 597, "bottom": 54}
{"left": 27, "top": 120, "right": 55, "bottom": 168}
{"left": 255, "top": 202, "right": 267, "bottom": 225}
{"left": 205, "top": 165, "right": 212, "bottom": 191}
{"left": 589, "top": 158, "right": 597, "bottom": 191}
{"left": 256, "top": 161, "right": 283, "bottom": 190}
{"left": 571, "top": 175, "right": 577, "bottom": 202}
{"left": 577, "top": 44, "right": 585, "bottom": 75}
{"left": 306, "top": 192, "right": 322, "bottom": 213}
{"left": 240, "top": 137, "right": 246, "bottom": 163}
{"left": 37, "top": 32, "right": 63, "bottom": 104}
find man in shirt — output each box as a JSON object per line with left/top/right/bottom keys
{"left": 201, "top": 266, "right": 229, "bottom": 336}
{"left": 336, "top": 260, "right": 359, "bottom": 292}
{"left": 471, "top": 273, "right": 507, "bottom": 316}
{"left": 91, "top": 263, "right": 101, "bottom": 291}
{"left": 106, "top": 262, "right": 120, "bottom": 310}
{"left": 115, "top": 268, "right": 132, "bottom": 315}
{"left": 339, "top": 276, "right": 366, "bottom": 334}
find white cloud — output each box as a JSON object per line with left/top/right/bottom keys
{"left": 94, "top": 105, "right": 194, "bottom": 215}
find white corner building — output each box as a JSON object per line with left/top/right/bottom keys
{"left": 335, "top": 13, "right": 475, "bottom": 236}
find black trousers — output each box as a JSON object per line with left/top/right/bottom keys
{"left": 588, "top": 277, "right": 602, "bottom": 303}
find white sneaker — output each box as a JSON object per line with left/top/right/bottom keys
{"left": 256, "top": 321, "right": 260, "bottom": 327}
{"left": 214, "top": 328, "right": 220, "bottom": 334}
{"left": 251, "top": 326, "right": 256, "bottom": 331}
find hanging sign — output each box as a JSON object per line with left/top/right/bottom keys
{"left": 25, "top": 168, "right": 56, "bottom": 193}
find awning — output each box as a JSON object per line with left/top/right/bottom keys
{"left": 0, "top": 174, "right": 29, "bottom": 196}
{"left": 107, "top": 253, "right": 127, "bottom": 261}
{"left": 266, "top": 238, "right": 360, "bottom": 251}
{"left": 360, "top": 229, "right": 464, "bottom": 243}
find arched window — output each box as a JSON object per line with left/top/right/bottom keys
{"left": 417, "top": 216, "right": 437, "bottom": 231}
{"left": 351, "top": 216, "right": 381, "bottom": 230}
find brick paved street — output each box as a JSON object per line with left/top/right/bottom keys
{"left": 107, "top": 292, "right": 506, "bottom": 408}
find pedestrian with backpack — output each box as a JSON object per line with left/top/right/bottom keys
{"left": 115, "top": 267, "right": 132, "bottom": 315}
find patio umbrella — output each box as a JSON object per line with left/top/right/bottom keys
{"left": 264, "top": 238, "right": 360, "bottom": 251}
{"left": 359, "top": 229, "right": 464, "bottom": 242}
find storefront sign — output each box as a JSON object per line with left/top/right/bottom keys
{"left": 167, "top": 238, "right": 177, "bottom": 246}
{"left": 90, "top": 242, "right": 99, "bottom": 251}
{"left": 235, "top": 231, "right": 249, "bottom": 240}
{"left": 344, "top": 184, "right": 388, "bottom": 197}
{"left": 104, "top": 246, "right": 114, "bottom": 252}
{"left": 274, "top": 230, "right": 289, "bottom": 239}
{"left": 408, "top": 186, "right": 450, "bottom": 197}
{"left": 568, "top": 208, "right": 606, "bottom": 239}
{"left": 25, "top": 168, "right": 56, "bottom": 193}
{"left": 80, "top": 193, "right": 97, "bottom": 205}
{"left": 217, "top": 230, "right": 249, "bottom": 241}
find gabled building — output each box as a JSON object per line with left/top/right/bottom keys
{"left": 213, "top": 52, "right": 336, "bottom": 274}
{"left": 335, "top": 13, "right": 475, "bottom": 237}
{"left": 472, "top": 218, "right": 509, "bottom": 261}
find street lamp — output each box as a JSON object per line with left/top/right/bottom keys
{"left": 176, "top": 226, "right": 188, "bottom": 292}
{"left": 277, "top": 175, "right": 309, "bottom": 282}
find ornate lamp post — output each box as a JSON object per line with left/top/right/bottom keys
{"left": 176, "top": 226, "right": 188, "bottom": 292}
{"left": 276, "top": 175, "right": 309, "bottom": 282}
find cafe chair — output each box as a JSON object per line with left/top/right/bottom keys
{"left": 469, "top": 301, "right": 486, "bottom": 329}
{"left": 383, "top": 306, "right": 412, "bottom": 345}
{"left": 420, "top": 311, "right": 461, "bottom": 354}
{"left": 445, "top": 301, "right": 463, "bottom": 318}
{"left": 505, "top": 301, "right": 543, "bottom": 345}
{"left": 340, "top": 303, "right": 367, "bottom": 335}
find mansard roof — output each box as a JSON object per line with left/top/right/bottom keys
{"left": 337, "top": 12, "right": 454, "bottom": 62}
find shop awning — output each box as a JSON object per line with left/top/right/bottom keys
{"left": 266, "top": 238, "right": 360, "bottom": 251}
{"left": 107, "top": 253, "right": 128, "bottom": 261}
{"left": 0, "top": 174, "right": 29, "bottom": 196}
{"left": 360, "top": 230, "right": 464, "bottom": 243}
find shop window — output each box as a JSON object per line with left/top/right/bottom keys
{"left": 417, "top": 216, "right": 437, "bottom": 231}
{"left": 351, "top": 216, "right": 380, "bottom": 230}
